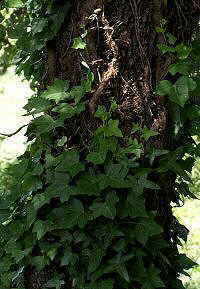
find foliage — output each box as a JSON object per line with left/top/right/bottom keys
{"left": 0, "top": 1, "right": 200, "bottom": 289}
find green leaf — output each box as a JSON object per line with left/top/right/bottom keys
{"left": 141, "top": 127, "right": 159, "bottom": 141}
{"left": 86, "top": 152, "right": 107, "bottom": 165}
{"left": 147, "top": 148, "right": 169, "bottom": 165}
{"left": 24, "top": 96, "right": 52, "bottom": 115}
{"left": 46, "top": 278, "right": 65, "bottom": 289}
{"left": 32, "top": 193, "right": 50, "bottom": 211}
{"left": 5, "top": 0, "right": 24, "bottom": 8}
{"left": 96, "top": 120, "right": 123, "bottom": 137}
{"left": 175, "top": 254, "right": 198, "bottom": 271}
{"left": 22, "top": 174, "right": 42, "bottom": 192}
{"left": 156, "top": 80, "right": 174, "bottom": 96}
{"left": 157, "top": 44, "right": 175, "bottom": 54}
{"left": 32, "top": 220, "right": 55, "bottom": 240}
{"left": 169, "top": 63, "right": 191, "bottom": 75}
{"left": 72, "top": 37, "right": 86, "bottom": 49}
{"left": 95, "top": 106, "right": 110, "bottom": 121}
{"left": 123, "top": 193, "right": 147, "bottom": 218}
{"left": 140, "top": 265, "right": 165, "bottom": 289}
{"left": 32, "top": 18, "right": 48, "bottom": 34}
{"left": 31, "top": 115, "right": 56, "bottom": 134}
{"left": 41, "top": 79, "right": 68, "bottom": 103}
{"left": 90, "top": 192, "right": 119, "bottom": 219}
{"left": 47, "top": 247, "right": 58, "bottom": 261}
{"left": 119, "top": 139, "right": 142, "bottom": 158}
{"left": 106, "top": 163, "right": 128, "bottom": 179}
{"left": 88, "top": 246, "right": 105, "bottom": 273}
{"left": 52, "top": 199, "right": 90, "bottom": 229}
{"left": 155, "top": 27, "right": 165, "bottom": 33}
{"left": 31, "top": 256, "right": 49, "bottom": 271}
{"left": 110, "top": 100, "right": 118, "bottom": 112}
{"left": 170, "top": 76, "right": 197, "bottom": 107}
{"left": 61, "top": 251, "right": 74, "bottom": 266}
{"left": 81, "top": 71, "right": 94, "bottom": 92}
{"left": 75, "top": 174, "right": 104, "bottom": 195}
{"left": 68, "top": 86, "right": 85, "bottom": 103}
{"left": 56, "top": 150, "right": 84, "bottom": 177}
{"left": 175, "top": 44, "right": 192, "bottom": 59}
{"left": 116, "top": 263, "right": 130, "bottom": 282}
{"left": 166, "top": 33, "right": 177, "bottom": 45}
{"left": 133, "top": 218, "right": 163, "bottom": 245}
{"left": 84, "top": 279, "right": 114, "bottom": 289}
{"left": 57, "top": 136, "right": 68, "bottom": 146}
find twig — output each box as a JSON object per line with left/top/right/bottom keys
{"left": 89, "top": 12, "right": 119, "bottom": 113}
{"left": 0, "top": 124, "right": 28, "bottom": 138}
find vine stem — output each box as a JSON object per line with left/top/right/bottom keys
{"left": 0, "top": 124, "right": 28, "bottom": 138}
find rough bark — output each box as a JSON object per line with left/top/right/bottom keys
{"left": 24, "top": 0, "right": 200, "bottom": 288}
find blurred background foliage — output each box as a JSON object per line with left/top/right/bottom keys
{"left": 0, "top": 68, "right": 199, "bottom": 289}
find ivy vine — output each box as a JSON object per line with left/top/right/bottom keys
{"left": 0, "top": 1, "right": 199, "bottom": 289}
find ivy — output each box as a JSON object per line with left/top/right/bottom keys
{"left": 0, "top": 2, "right": 199, "bottom": 289}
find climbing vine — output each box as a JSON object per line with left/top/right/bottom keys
{"left": 0, "top": 1, "right": 199, "bottom": 289}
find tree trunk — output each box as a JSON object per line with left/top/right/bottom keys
{"left": 23, "top": 0, "right": 199, "bottom": 288}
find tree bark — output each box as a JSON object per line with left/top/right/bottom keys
{"left": 24, "top": 0, "right": 200, "bottom": 288}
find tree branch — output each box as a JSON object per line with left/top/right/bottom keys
{"left": 0, "top": 124, "right": 28, "bottom": 138}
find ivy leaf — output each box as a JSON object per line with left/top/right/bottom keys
{"left": 75, "top": 174, "right": 103, "bottom": 196}
{"left": 110, "top": 100, "right": 118, "bottom": 112}
{"left": 116, "top": 264, "right": 130, "bottom": 282}
{"left": 32, "top": 220, "right": 55, "bottom": 240}
{"left": 140, "top": 265, "right": 165, "bottom": 289}
{"left": 170, "top": 76, "right": 197, "bottom": 107}
{"left": 52, "top": 199, "right": 90, "bottom": 229}
{"left": 171, "top": 279, "right": 185, "bottom": 289}
{"left": 119, "top": 139, "right": 142, "bottom": 158}
{"left": 61, "top": 251, "right": 74, "bottom": 266}
{"left": 133, "top": 218, "right": 163, "bottom": 245}
{"left": 56, "top": 150, "right": 84, "bottom": 177}
{"left": 106, "top": 163, "right": 128, "bottom": 179}
{"left": 96, "top": 120, "right": 123, "bottom": 137}
{"left": 156, "top": 80, "right": 174, "bottom": 96}
{"left": 24, "top": 96, "right": 52, "bottom": 115}
{"left": 166, "top": 33, "right": 177, "bottom": 45}
{"left": 90, "top": 192, "right": 119, "bottom": 219}
{"left": 86, "top": 152, "right": 107, "bottom": 165}
{"left": 41, "top": 79, "right": 68, "bottom": 103}
{"left": 147, "top": 148, "right": 169, "bottom": 165}
{"left": 31, "top": 256, "right": 49, "bottom": 271}
{"left": 179, "top": 76, "right": 197, "bottom": 91}
{"left": 22, "top": 173, "right": 42, "bottom": 192}
{"left": 141, "top": 127, "right": 159, "bottom": 141}
{"left": 157, "top": 44, "right": 175, "bottom": 54}
{"left": 169, "top": 63, "right": 191, "bottom": 76}
{"left": 32, "top": 193, "right": 50, "bottom": 211}
{"left": 32, "top": 18, "right": 48, "bottom": 34}
{"left": 72, "top": 37, "right": 86, "bottom": 49}
{"left": 88, "top": 246, "right": 105, "bottom": 273}
{"left": 31, "top": 115, "right": 56, "bottom": 134}
{"left": 175, "top": 254, "right": 198, "bottom": 271}
{"left": 175, "top": 44, "right": 192, "bottom": 59}
{"left": 123, "top": 193, "right": 147, "bottom": 218}
{"left": 95, "top": 106, "right": 110, "bottom": 121}
{"left": 46, "top": 278, "right": 65, "bottom": 289}
{"left": 68, "top": 86, "right": 85, "bottom": 103}
{"left": 5, "top": 0, "right": 24, "bottom": 8}
{"left": 57, "top": 136, "right": 68, "bottom": 146}
{"left": 84, "top": 279, "right": 114, "bottom": 289}
{"left": 81, "top": 71, "right": 94, "bottom": 92}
